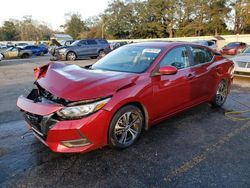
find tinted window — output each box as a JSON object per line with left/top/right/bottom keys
{"left": 87, "top": 40, "right": 98, "bottom": 45}
{"left": 160, "top": 47, "right": 190, "bottom": 69}
{"left": 190, "top": 46, "right": 213, "bottom": 64}
{"left": 227, "top": 42, "right": 240, "bottom": 47}
{"left": 208, "top": 41, "right": 215, "bottom": 46}
{"left": 80, "top": 40, "right": 88, "bottom": 45}
{"left": 98, "top": 39, "right": 108, "bottom": 44}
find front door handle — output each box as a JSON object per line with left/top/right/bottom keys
{"left": 186, "top": 73, "right": 195, "bottom": 80}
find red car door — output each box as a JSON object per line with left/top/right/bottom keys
{"left": 186, "top": 45, "right": 215, "bottom": 104}
{"left": 151, "top": 46, "right": 193, "bottom": 121}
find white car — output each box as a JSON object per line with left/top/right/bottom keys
{"left": 231, "top": 46, "right": 250, "bottom": 77}
{"left": 0, "top": 53, "right": 3, "bottom": 61}
{"left": 192, "top": 40, "right": 217, "bottom": 50}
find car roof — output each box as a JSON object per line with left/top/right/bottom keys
{"left": 127, "top": 41, "right": 195, "bottom": 49}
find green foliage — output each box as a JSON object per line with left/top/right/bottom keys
{"left": 100, "top": 0, "right": 247, "bottom": 38}
{"left": 0, "top": 16, "right": 53, "bottom": 41}
{"left": 0, "top": 0, "right": 249, "bottom": 40}
{"left": 64, "top": 13, "right": 88, "bottom": 39}
{"left": 0, "top": 21, "right": 19, "bottom": 41}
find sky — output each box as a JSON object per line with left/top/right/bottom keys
{"left": 0, "top": 0, "right": 109, "bottom": 30}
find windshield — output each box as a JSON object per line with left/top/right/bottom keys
{"left": 5, "top": 47, "right": 13, "bottom": 52}
{"left": 92, "top": 46, "right": 162, "bottom": 73}
{"left": 70, "top": 40, "right": 80, "bottom": 46}
{"left": 242, "top": 46, "right": 250, "bottom": 53}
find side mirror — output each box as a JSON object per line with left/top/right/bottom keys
{"left": 158, "top": 66, "right": 177, "bottom": 75}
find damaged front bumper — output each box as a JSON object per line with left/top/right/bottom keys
{"left": 17, "top": 88, "right": 111, "bottom": 153}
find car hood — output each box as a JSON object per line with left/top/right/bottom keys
{"left": 37, "top": 62, "right": 139, "bottom": 101}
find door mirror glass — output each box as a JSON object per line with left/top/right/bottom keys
{"left": 158, "top": 66, "right": 177, "bottom": 75}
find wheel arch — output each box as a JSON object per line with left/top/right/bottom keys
{"left": 106, "top": 101, "right": 150, "bottom": 147}
{"left": 108, "top": 101, "right": 150, "bottom": 131}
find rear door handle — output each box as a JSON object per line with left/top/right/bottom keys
{"left": 186, "top": 73, "right": 195, "bottom": 80}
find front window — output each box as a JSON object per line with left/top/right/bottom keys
{"left": 92, "top": 46, "right": 162, "bottom": 73}
{"left": 70, "top": 40, "right": 80, "bottom": 46}
{"left": 159, "top": 47, "right": 190, "bottom": 69}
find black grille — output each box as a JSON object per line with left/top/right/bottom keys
{"left": 237, "top": 62, "right": 247, "bottom": 68}
{"left": 24, "top": 113, "right": 58, "bottom": 139}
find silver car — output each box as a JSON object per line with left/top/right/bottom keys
{"left": 231, "top": 46, "right": 250, "bottom": 77}
{"left": 192, "top": 40, "right": 217, "bottom": 50}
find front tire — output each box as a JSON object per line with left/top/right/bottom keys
{"left": 66, "top": 52, "right": 76, "bottom": 61}
{"left": 211, "top": 80, "right": 228, "bottom": 107}
{"left": 108, "top": 105, "right": 144, "bottom": 149}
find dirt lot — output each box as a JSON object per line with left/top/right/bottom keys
{"left": 0, "top": 56, "right": 250, "bottom": 187}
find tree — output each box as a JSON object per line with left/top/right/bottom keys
{"left": 205, "top": 0, "right": 231, "bottom": 35}
{"left": 0, "top": 21, "right": 19, "bottom": 41}
{"left": 231, "top": 0, "right": 250, "bottom": 34}
{"left": 13, "top": 16, "right": 53, "bottom": 41}
{"left": 64, "top": 13, "right": 87, "bottom": 39}
{"left": 104, "top": 0, "right": 134, "bottom": 39}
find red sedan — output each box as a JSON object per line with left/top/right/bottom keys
{"left": 220, "top": 42, "right": 247, "bottom": 55}
{"left": 17, "top": 42, "right": 234, "bottom": 153}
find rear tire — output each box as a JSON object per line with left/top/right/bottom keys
{"left": 211, "top": 80, "right": 228, "bottom": 107}
{"left": 108, "top": 105, "right": 144, "bottom": 149}
{"left": 98, "top": 50, "right": 105, "bottom": 59}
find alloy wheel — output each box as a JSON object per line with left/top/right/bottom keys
{"left": 114, "top": 111, "right": 142, "bottom": 146}
{"left": 67, "top": 52, "right": 76, "bottom": 61}
{"left": 215, "top": 80, "right": 228, "bottom": 106}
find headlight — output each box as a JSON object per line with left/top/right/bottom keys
{"left": 56, "top": 98, "right": 110, "bottom": 119}
{"left": 59, "top": 48, "right": 67, "bottom": 53}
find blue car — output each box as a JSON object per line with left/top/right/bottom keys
{"left": 22, "top": 45, "right": 48, "bottom": 56}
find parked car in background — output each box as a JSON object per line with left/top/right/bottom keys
{"left": 110, "top": 41, "right": 128, "bottom": 50}
{"left": 220, "top": 42, "right": 247, "bottom": 55}
{"left": 55, "top": 39, "right": 111, "bottom": 60}
{"left": 192, "top": 40, "right": 217, "bottom": 50}
{"left": 17, "top": 42, "right": 234, "bottom": 153}
{"left": 16, "top": 43, "right": 29, "bottom": 47}
{"left": 1, "top": 47, "right": 32, "bottom": 59}
{"left": 49, "top": 40, "right": 75, "bottom": 56}
{"left": 23, "top": 45, "right": 48, "bottom": 56}
{"left": 231, "top": 45, "right": 250, "bottom": 77}
{"left": 6, "top": 42, "right": 15, "bottom": 48}
{"left": 0, "top": 46, "right": 8, "bottom": 53}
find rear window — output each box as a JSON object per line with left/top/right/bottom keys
{"left": 190, "top": 46, "right": 214, "bottom": 64}
{"left": 87, "top": 40, "right": 98, "bottom": 45}
{"left": 98, "top": 39, "right": 108, "bottom": 44}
